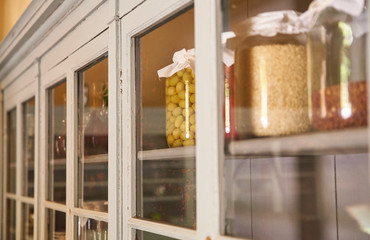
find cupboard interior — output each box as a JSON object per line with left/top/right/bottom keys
{"left": 3, "top": 0, "right": 369, "bottom": 238}
{"left": 223, "top": 0, "right": 370, "bottom": 239}
{"left": 136, "top": 7, "right": 196, "bottom": 229}
{"left": 77, "top": 56, "right": 109, "bottom": 212}
{"left": 133, "top": 0, "right": 370, "bottom": 238}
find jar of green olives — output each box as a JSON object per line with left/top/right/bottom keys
{"left": 158, "top": 49, "right": 196, "bottom": 148}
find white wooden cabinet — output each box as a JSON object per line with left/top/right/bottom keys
{"left": 0, "top": 0, "right": 370, "bottom": 240}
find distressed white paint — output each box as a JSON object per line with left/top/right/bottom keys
{"left": 108, "top": 16, "right": 123, "bottom": 240}
{"left": 195, "top": 0, "right": 224, "bottom": 239}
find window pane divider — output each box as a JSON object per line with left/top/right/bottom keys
{"left": 19, "top": 196, "right": 34, "bottom": 204}
{"left": 5, "top": 193, "right": 17, "bottom": 200}
{"left": 71, "top": 207, "right": 108, "bottom": 222}
{"left": 16, "top": 104, "right": 22, "bottom": 240}
{"left": 66, "top": 61, "right": 76, "bottom": 240}
{"left": 128, "top": 218, "right": 197, "bottom": 240}
{"left": 108, "top": 18, "right": 122, "bottom": 240}
{"left": 44, "top": 201, "right": 67, "bottom": 213}
{"left": 195, "top": 0, "right": 224, "bottom": 239}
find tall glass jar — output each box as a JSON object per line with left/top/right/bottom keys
{"left": 234, "top": 11, "right": 310, "bottom": 137}
{"left": 159, "top": 49, "right": 196, "bottom": 148}
{"left": 165, "top": 68, "right": 196, "bottom": 148}
{"left": 308, "top": 7, "right": 368, "bottom": 131}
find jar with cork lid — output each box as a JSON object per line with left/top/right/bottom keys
{"left": 307, "top": 0, "right": 368, "bottom": 131}
{"left": 232, "top": 11, "right": 310, "bottom": 137}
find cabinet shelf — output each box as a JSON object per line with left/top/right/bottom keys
{"left": 142, "top": 178, "right": 186, "bottom": 184}
{"left": 82, "top": 154, "right": 108, "bottom": 164}
{"left": 228, "top": 127, "right": 368, "bottom": 157}
{"left": 143, "top": 195, "right": 183, "bottom": 203}
{"left": 50, "top": 154, "right": 108, "bottom": 166}
{"left": 138, "top": 146, "right": 195, "bottom": 161}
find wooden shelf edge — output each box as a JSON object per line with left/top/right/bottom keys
{"left": 228, "top": 127, "right": 368, "bottom": 157}
{"left": 138, "top": 146, "right": 196, "bottom": 161}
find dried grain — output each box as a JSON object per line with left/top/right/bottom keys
{"left": 236, "top": 43, "right": 310, "bottom": 136}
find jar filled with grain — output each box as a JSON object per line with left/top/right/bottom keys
{"left": 158, "top": 49, "right": 196, "bottom": 148}
{"left": 307, "top": 0, "right": 368, "bottom": 131}
{"left": 233, "top": 11, "right": 310, "bottom": 137}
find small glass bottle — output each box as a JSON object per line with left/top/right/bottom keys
{"left": 308, "top": 6, "right": 368, "bottom": 131}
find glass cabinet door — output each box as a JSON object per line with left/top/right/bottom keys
{"left": 77, "top": 56, "right": 108, "bottom": 212}
{"left": 135, "top": 6, "right": 196, "bottom": 229}
{"left": 75, "top": 217, "right": 108, "bottom": 239}
{"left": 22, "top": 98, "right": 35, "bottom": 197}
{"left": 22, "top": 203, "right": 34, "bottom": 240}
{"left": 46, "top": 209, "right": 66, "bottom": 240}
{"left": 6, "top": 199, "right": 16, "bottom": 240}
{"left": 221, "top": 0, "right": 370, "bottom": 240}
{"left": 6, "top": 109, "right": 17, "bottom": 240}
{"left": 47, "top": 81, "right": 67, "bottom": 203}
{"left": 7, "top": 108, "right": 17, "bottom": 194}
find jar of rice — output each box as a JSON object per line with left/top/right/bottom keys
{"left": 232, "top": 11, "right": 311, "bottom": 137}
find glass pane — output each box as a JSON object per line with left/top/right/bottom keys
{"left": 139, "top": 159, "right": 196, "bottom": 228}
{"left": 23, "top": 98, "right": 35, "bottom": 197}
{"left": 22, "top": 203, "right": 34, "bottom": 240}
{"left": 46, "top": 209, "right": 66, "bottom": 240}
{"left": 136, "top": 230, "right": 177, "bottom": 240}
{"left": 135, "top": 7, "right": 196, "bottom": 229}
{"left": 6, "top": 199, "right": 16, "bottom": 240}
{"left": 77, "top": 57, "right": 108, "bottom": 212}
{"left": 7, "top": 108, "right": 16, "bottom": 193}
{"left": 222, "top": 1, "right": 370, "bottom": 240}
{"left": 48, "top": 82, "right": 67, "bottom": 203}
{"left": 75, "top": 217, "right": 108, "bottom": 240}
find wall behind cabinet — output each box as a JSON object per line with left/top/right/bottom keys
{"left": 0, "top": 0, "right": 30, "bottom": 42}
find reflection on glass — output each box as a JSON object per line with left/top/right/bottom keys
{"left": 48, "top": 82, "right": 67, "bottom": 203}
{"left": 224, "top": 157, "right": 333, "bottom": 239}
{"left": 138, "top": 8, "right": 195, "bottom": 151}
{"left": 77, "top": 57, "right": 108, "bottom": 212}
{"left": 336, "top": 154, "right": 370, "bottom": 239}
{"left": 136, "top": 230, "right": 178, "bottom": 240}
{"left": 46, "top": 209, "right": 66, "bottom": 240}
{"left": 22, "top": 203, "right": 34, "bottom": 240}
{"left": 75, "top": 217, "right": 108, "bottom": 240}
{"left": 137, "top": 159, "right": 196, "bottom": 228}
{"left": 6, "top": 199, "right": 16, "bottom": 240}
{"left": 224, "top": 155, "right": 370, "bottom": 240}
{"left": 7, "top": 109, "right": 16, "bottom": 193}
{"left": 222, "top": 1, "right": 370, "bottom": 240}
{"left": 136, "top": 7, "right": 196, "bottom": 229}
{"left": 23, "top": 98, "right": 35, "bottom": 197}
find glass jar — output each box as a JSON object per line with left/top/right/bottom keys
{"left": 224, "top": 63, "right": 238, "bottom": 140}
{"left": 165, "top": 68, "right": 196, "bottom": 148}
{"left": 235, "top": 32, "right": 310, "bottom": 137}
{"left": 308, "top": 7, "right": 368, "bottom": 131}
